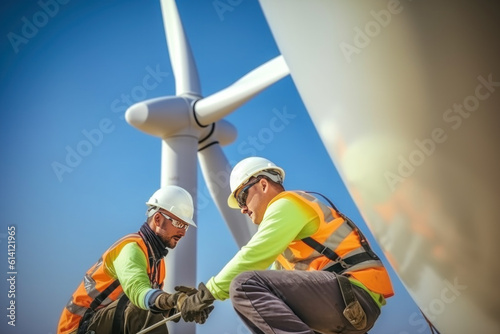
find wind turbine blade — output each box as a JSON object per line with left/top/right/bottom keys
{"left": 198, "top": 141, "right": 257, "bottom": 248}
{"left": 160, "top": 0, "right": 201, "bottom": 96}
{"left": 194, "top": 55, "right": 289, "bottom": 126}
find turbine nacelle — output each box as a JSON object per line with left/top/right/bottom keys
{"left": 125, "top": 95, "right": 238, "bottom": 146}
{"left": 125, "top": 95, "right": 197, "bottom": 138}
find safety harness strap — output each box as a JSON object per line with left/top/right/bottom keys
{"left": 301, "top": 191, "right": 380, "bottom": 274}
{"left": 111, "top": 294, "right": 130, "bottom": 334}
{"left": 302, "top": 236, "right": 377, "bottom": 274}
{"left": 323, "top": 253, "right": 379, "bottom": 275}
{"left": 336, "top": 273, "right": 367, "bottom": 330}
{"left": 301, "top": 236, "right": 343, "bottom": 266}
{"left": 77, "top": 279, "right": 121, "bottom": 334}
{"left": 89, "top": 279, "right": 121, "bottom": 311}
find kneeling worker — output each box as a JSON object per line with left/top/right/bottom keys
{"left": 57, "top": 185, "right": 213, "bottom": 334}
{"left": 177, "top": 157, "right": 394, "bottom": 334}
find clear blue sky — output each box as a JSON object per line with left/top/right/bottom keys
{"left": 1, "top": 1, "right": 427, "bottom": 333}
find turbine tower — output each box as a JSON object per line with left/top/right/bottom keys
{"left": 125, "top": 1, "right": 289, "bottom": 332}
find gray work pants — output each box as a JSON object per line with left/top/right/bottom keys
{"left": 229, "top": 270, "right": 381, "bottom": 334}
{"left": 82, "top": 296, "right": 169, "bottom": 334}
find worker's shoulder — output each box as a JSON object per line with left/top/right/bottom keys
{"left": 107, "top": 236, "right": 144, "bottom": 257}
{"left": 269, "top": 191, "right": 316, "bottom": 216}
{"left": 269, "top": 191, "right": 298, "bottom": 207}
{"left": 271, "top": 190, "right": 311, "bottom": 207}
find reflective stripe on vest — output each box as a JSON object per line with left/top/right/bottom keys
{"left": 57, "top": 233, "right": 165, "bottom": 334}
{"left": 63, "top": 268, "right": 122, "bottom": 319}
{"left": 274, "top": 191, "right": 394, "bottom": 298}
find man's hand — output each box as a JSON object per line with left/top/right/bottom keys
{"left": 156, "top": 286, "right": 199, "bottom": 322}
{"left": 177, "top": 282, "right": 215, "bottom": 324}
{"left": 154, "top": 291, "right": 183, "bottom": 311}
{"left": 174, "top": 285, "right": 198, "bottom": 296}
{"left": 192, "top": 305, "right": 214, "bottom": 324}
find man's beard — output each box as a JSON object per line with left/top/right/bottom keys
{"left": 164, "top": 236, "right": 178, "bottom": 249}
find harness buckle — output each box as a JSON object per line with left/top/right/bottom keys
{"left": 332, "top": 255, "right": 349, "bottom": 269}
{"left": 319, "top": 246, "right": 329, "bottom": 255}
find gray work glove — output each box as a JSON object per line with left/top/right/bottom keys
{"left": 178, "top": 282, "right": 216, "bottom": 324}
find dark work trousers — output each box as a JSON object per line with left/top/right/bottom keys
{"left": 82, "top": 296, "right": 169, "bottom": 334}
{"left": 229, "top": 270, "right": 381, "bottom": 334}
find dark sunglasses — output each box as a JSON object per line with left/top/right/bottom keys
{"left": 235, "top": 177, "right": 262, "bottom": 208}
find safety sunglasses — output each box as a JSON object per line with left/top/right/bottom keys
{"left": 160, "top": 212, "right": 189, "bottom": 231}
{"left": 235, "top": 177, "right": 262, "bottom": 208}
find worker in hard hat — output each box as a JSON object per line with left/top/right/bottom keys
{"left": 177, "top": 157, "right": 394, "bottom": 334}
{"left": 57, "top": 186, "right": 213, "bottom": 334}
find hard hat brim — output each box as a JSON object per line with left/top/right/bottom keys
{"left": 227, "top": 193, "right": 240, "bottom": 209}
{"left": 227, "top": 166, "right": 285, "bottom": 209}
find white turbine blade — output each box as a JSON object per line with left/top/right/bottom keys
{"left": 194, "top": 55, "right": 289, "bottom": 125}
{"left": 160, "top": 0, "right": 201, "bottom": 96}
{"left": 198, "top": 119, "right": 238, "bottom": 148}
{"left": 198, "top": 141, "right": 257, "bottom": 248}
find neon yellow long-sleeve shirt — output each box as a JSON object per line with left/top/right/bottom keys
{"left": 104, "top": 241, "right": 157, "bottom": 309}
{"left": 206, "top": 194, "right": 318, "bottom": 300}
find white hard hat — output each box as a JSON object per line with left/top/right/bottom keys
{"left": 146, "top": 186, "right": 196, "bottom": 227}
{"left": 227, "top": 157, "right": 285, "bottom": 209}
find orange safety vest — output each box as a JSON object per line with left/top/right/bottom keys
{"left": 57, "top": 233, "right": 166, "bottom": 334}
{"left": 275, "top": 191, "right": 394, "bottom": 298}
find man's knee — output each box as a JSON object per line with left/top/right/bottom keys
{"left": 229, "top": 271, "right": 257, "bottom": 301}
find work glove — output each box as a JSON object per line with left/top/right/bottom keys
{"left": 192, "top": 305, "right": 214, "bottom": 324}
{"left": 154, "top": 291, "right": 183, "bottom": 311}
{"left": 156, "top": 286, "right": 199, "bottom": 322}
{"left": 174, "top": 285, "right": 199, "bottom": 298}
{"left": 178, "top": 282, "right": 216, "bottom": 324}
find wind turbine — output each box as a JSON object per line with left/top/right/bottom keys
{"left": 124, "top": 1, "right": 289, "bottom": 332}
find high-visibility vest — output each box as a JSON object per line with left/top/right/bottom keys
{"left": 57, "top": 233, "right": 166, "bottom": 334}
{"left": 274, "top": 191, "right": 394, "bottom": 298}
